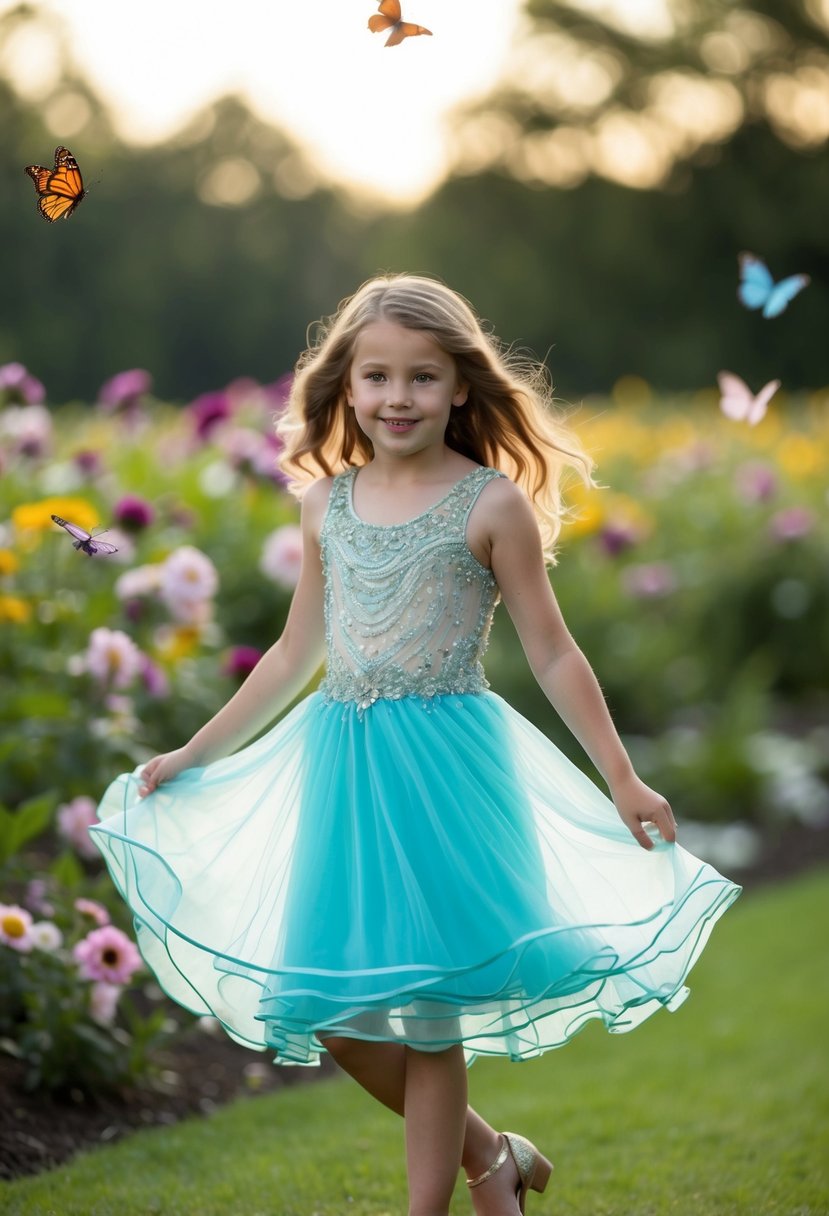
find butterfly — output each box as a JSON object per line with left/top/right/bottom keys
{"left": 51, "top": 514, "right": 118, "bottom": 556}
{"left": 717, "top": 371, "right": 781, "bottom": 426}
{"left": 368, "top": 0, "right": 432, "bottom": 46}
{"left": 24, "top": 146, "right": 87, "bottom": 223}
{"left": 737, "top": 252, "right": 810, "bottom": 318}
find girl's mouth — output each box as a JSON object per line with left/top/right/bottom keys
{"left": 382, "top": 419, "right": 418, "bottom": 431}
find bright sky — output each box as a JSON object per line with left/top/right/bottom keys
{"left": 1, "top": 0, "right": 526, "bottom": 204}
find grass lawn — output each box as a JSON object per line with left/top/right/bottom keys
{"left": 3, "top": 869, "right": 828, "bottom": 1216}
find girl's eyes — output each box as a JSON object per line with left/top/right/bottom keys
{"left": 364, "top": 372, "right": 434, "bottom": 384}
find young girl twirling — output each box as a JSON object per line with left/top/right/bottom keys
{"left": 92, "top": 274, "right": 740, "bottom": 1216}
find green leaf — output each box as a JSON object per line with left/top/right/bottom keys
{"left": 49, "top": 850, "right": 85, "bottom": 889}
{"left": 0, "top": 790, "right": 57, "bottom": 864}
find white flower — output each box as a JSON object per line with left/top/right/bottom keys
{"left": 260, "top": 525, "right": 303, "bottom": 589}
{"left": 84, "top": 627, "right": 143, "bottom": 689}
{"left": 57, "top": 795, "right": 101, "bottom": 860}
{"left": 30, "top": 921, "right": 63, "bottom": 952}
{"left": 160, "top": 546, "right": 219, "bottom": 621}
{"left": 114, "top": 564, "right": 163, "bottom": 602}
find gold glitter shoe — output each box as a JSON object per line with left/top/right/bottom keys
{"left": 466, "top": 1131, "right": 554, "bottom": 1214}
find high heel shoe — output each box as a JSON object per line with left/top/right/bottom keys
{"left": 467, "top": 1131, "right": 554, "bottom": 1214}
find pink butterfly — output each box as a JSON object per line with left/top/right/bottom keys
{"left": 51, "top": 514, "right": 119, "bottom": 556}
{"left": 717, "top": 371, "right": 780, "bottom": 426}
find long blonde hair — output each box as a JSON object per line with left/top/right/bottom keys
{"left": 277, "top": 273, "right": 595, "bottom": 563}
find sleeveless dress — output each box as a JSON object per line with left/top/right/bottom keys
{"left": 91, "top": 466, "right": 740, "bottom": 1066}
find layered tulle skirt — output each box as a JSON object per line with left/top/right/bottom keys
{"left": 91, "top": 691, "right": 740, "bottom": 1065}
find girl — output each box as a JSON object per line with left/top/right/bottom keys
{"left": 92, "top": 274, "right": 740, "bottom": 1216}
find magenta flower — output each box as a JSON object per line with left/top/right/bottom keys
{"left": 73, "top": 925, "right": 142, "bottom": 984}
{"left": 598, "top": 520, "right": 640, "bottom": 557}
{"left": 140, "top": 655, "right": 170, "bottom": 698}
{"left": 0, "top": 361, "right": 46, "bottom": 405}
{"left": 57, "top": 796, "right": 101, "bottom": 860}
{"left": 114, "top": 495, "right": 155, "bottom": 532}
{"left": 769, "top": 507, "right": 816, "bottom": 542}
{"left": 98, "top": 368, "right": 152, "bottom": 413}
{"left": 189, "top": 390, "right": 232, "bottom": 441}
{"left": 72, "top": 449, "right": 104, "bottom": 478}
{"left": 223, "top": 645, "right": 263, "bottom": 680}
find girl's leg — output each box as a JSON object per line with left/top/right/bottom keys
{"left": 322, "top": 1036, "right": 522, "bottom": 1214}
{"left": 404, "top": 1044, "right": 467, "bottom": 1216}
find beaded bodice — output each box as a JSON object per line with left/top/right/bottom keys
{"left": 319, "top": 466, "right": 505, "bottom": 711}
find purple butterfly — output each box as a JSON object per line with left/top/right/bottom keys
{"left": 51, "top": 514, "right": 118, "bottom": 556}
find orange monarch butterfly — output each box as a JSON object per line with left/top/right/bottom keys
{"left": 368, "top": 0, "right": 432, "bottom": 46}
{"left": 24, "top": 146, "right": 87, "bottom": 222}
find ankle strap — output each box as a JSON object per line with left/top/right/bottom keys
{"left": 467, "top": 1137, "right": 509, "bottom": 1188}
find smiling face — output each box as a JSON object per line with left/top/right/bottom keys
{"left": 345, "top": 320, "right": 468, "bottom": 464}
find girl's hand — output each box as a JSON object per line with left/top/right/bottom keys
{"left": 610, "top": 773, "right": 677, "bottom": 850}
{"left": 138, "top": 747, "right": 194, "bottom": 798}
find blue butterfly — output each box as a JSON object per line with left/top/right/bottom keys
{"left": 737, "top": 252, "right": 810, "bottom": 318}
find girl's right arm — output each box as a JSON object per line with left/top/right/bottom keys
{"left": 138, "top": 477, "right": 331, "bottom": 797}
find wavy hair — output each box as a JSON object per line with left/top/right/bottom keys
{"left": 276, "top": 273, "right": 595, "bottom": 563}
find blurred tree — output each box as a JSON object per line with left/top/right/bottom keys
{"left": 1, "top": 1, "right": 828, "bottom": 401}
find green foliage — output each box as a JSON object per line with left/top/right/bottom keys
{"left": 0, "top": 792, "right": 56, "bottom": 865}
{"left": 3, "top": 872, "right": 828, "bottom": 1213}
{"left": 0, "top": 880, "right": 172, "bottom": 1094}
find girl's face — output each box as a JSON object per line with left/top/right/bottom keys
{"left": 345, "top": 320, "right": 468, "bottom": 462}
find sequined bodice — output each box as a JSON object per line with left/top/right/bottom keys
{"left": 319, "top": 466, "right": 504, "bottom": 711}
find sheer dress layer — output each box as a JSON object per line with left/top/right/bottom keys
{"left": 92, "top": 466, "right": 740, "bottom": 1065}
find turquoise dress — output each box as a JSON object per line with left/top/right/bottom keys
{"left": 92, "top": 466, "right": 740, "bottom": 1066}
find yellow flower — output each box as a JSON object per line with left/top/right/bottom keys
{"left": 12, "top": 497, "right": 100, "bottom": 534}
{"left": 776, "top": 433, "right": 824, "bottom": 480}
{"left": 153, "top": 624, "right": 202, "bottom": 663}
{"left": 0, "top": 549, "right": 20, "bottom": 576}
{"left": 0, "top": 595, "right": 32, "bottom": 623}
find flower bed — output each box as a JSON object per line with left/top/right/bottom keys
{"left": 0, "top": 364, "right": 827, "bottom": 1097}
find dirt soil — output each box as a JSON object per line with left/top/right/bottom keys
{"left": 2, "top": 825, "right": 827, "bottom": 1183}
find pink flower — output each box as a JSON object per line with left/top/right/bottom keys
{"left": 0, "top": 361, "right": 46, "bottom": 405}
{"left": 25, "top": 878, "right": 55, "bottom": 917}
{"left": 189, "top": 390, "right": 232, "bottom": 441}
{"left": 622, "top": 562, "right": 678, "bottom": 598}
{"left": 0, "top": 903, "right": 34, "bottom": 952}
{"left": 73, "top": 925, "right": 142, "bottom": 984}
{"left": 0, "top": 404, "right": 52, "bottom": 458}
{"left": 84, "top": 627, "right": 143, "bottom": 689}
{"left": 89, "top": 982, "right": 122, "bottom": 1025}
{"left": 769, "top": 507, "right": 816, "bottom": 542}
{"left": 734, "top": 461, "right": 777, "bottom": 504}
{"left": 74, "top": 897, "right": 110, "bottom": 926}
{"left": 260, "top": 525, "right": 303, "bottom": 589}
{"left": 98, "top": 369, "right": 152, "bottom": 414}
{"left": 160, "top": 546, "right": 219, "bottom": 621}
{"left": 57, "top": 796, "right": 101, "bottom": 860}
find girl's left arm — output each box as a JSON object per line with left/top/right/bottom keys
{"left": 485, "top": 480, "right": 676, "bottom": 850}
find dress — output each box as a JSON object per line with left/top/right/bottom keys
{"left": 91, "top": 465, "right": 741, "bottom": 1066}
